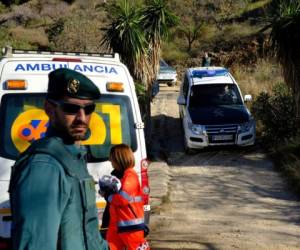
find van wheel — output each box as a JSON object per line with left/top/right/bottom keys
{"left": 167, "top": 82, "right": 175, "bottom": 87}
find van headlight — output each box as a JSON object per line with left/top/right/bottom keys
{"left": 188, "top": 123, "right": 205, "bottom": 135}
{"left": 238, "top": 119, "right": 255, "bottom": 133}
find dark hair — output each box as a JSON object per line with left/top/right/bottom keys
{"left": 109, "top": 144, "right": 135, "bottom": 172}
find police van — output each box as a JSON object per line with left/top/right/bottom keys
{"left": 0, "top": 46, "right": 150, "bottom": 246}
{"left": 177, "top": 67, "right": 255, "bottom": 153}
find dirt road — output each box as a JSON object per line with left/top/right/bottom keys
{"left": 147, "top": 85, "right": 300, "bottom": 250}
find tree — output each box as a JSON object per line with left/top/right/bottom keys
{"left": 265, "top": 0, "right": 300, "bottom": 117}
{"left": 101, "top": 0, "right": 148, "bottom": 83}
{"left": 177, "top": 17, "right": 202, "bottom": 53}
{"left": 141, "top": 0, "right": 178, "bottom": 82}
{"left": 101, "top": 0, "right": 178, "bottom": 133}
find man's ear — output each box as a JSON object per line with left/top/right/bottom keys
{"left": 44, "top": 100, "right": 54, "bottom": 117}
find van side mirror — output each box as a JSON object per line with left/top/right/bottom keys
{"left": 177, "top": 95, "right": 186, "bottom": 105}
{"left": 244, "top": 94, "right": 252, "bottom": 102}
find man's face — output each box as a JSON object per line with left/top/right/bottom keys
{"left": 46, "top": 97, "right": 95, "bottom": 143}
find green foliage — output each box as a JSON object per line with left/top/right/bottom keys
{"left": 266, "top": 0, "right": 300, "bottom": 50}
{"left": 135, "top": 81, "right": 147, "bottom": 103}
{"left": 251, "top": 83, "right": 298, "bottom": 147}
{"left": 141, "top": 0, "right": 178, "bottom": 41}
{"left": 0, "top": 2, "right": 7, "bottom": 13}
{"left": 161, "top": 41, "right": 189, "bottom": 62}
{"left": 135, "top": 81, "right": 148, "bottom": 121}
{"left": 0, "top": 27, "right": 36, "bottom": 50}
{"left": 101, "top": 0, "right": 147, "bottom": 79}
{"left": 264, "top": 0, "right": 300, "bottom": 63}
{"left": 49, "top": 10, "right": 103, "bottom": 52}
{"left": 46, "top": 19, "right": 65, "bottom": 43}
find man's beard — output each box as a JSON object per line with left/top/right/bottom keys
{"left": 55, "top": 120, "right": 88, "bottom": 142}
{"left": 68, "top": 121, "right": 88, "bottom": 141}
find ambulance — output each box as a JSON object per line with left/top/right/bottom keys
{"left": 0, "top": 46, "right": 150, "bottom": 248}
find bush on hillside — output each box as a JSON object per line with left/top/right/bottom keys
{"left": 49, "top": 11, "right": 103, "bottom": 52}
{"left": 0, "top": 27, "right": 37, "bottom": 49}
{"left": 251, "top": 83, "right": 298, "bottom": 148}
{"left": 9, "top": 26, "right": 49, "bottom": 47}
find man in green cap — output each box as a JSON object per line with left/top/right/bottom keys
{"left": 9, "top": 68, "right": 108, "bottom": 250}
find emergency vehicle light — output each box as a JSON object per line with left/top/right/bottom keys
{"left": 52, "top": 58, "right": 82, "bottom": 62}
{"left": 5, "top": 80, "right": 27, "bottom": 90}
{"left": 106, "top": 82, "right": 124, "bottom": 92}
{"left": 192, "top": 68, "right": 228, "bottom": 78}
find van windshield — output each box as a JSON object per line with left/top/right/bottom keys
{"left": 0, "top": 93, "right": 137, "bottom": 161}
{"left": 189, "top": 84, "right": 243, "bottom": 108}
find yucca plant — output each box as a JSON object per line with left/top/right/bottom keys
{"left": 264, "top": 0, "right": 300, "bottom": 117}
{"left": 141, "top": 0, "right": 178, "bottom": 82}
{"left": 101, "top": 0, "right": 149, "bottom": 84}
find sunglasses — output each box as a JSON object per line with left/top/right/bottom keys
{"left": 49, "top": 99, "right": 96, "bottom": 115}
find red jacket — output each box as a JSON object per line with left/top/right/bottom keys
{"left": 108, "top": 168, "right": 145, "bottom": 233}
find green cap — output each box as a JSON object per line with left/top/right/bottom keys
{"left": 47, "top": 68, "right": 101, "bottom": 100}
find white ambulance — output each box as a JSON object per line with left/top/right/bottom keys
{"left": 0, "top": 46, "right": 150, "bottom": 247}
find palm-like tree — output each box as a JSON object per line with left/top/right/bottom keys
{"left": 101, "top": 0, "right": 149, "bottom": 83}
{"left": 101, "top": 0, "right": 178, "bottom": 132}
{"left": 141, "top": 0, "right": 178, "bottom": 82}
{"left": 266, "top": 0, "right": 300, "bottom": 116}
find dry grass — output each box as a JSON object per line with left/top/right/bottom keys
{"left": 231, "top": 58, "right": 284, "bottom": 97}
{"left": 9, "top": 26, "right": 49, "bottom": 47}
{"left": 221, "top": 22, "right": 261, "bottom": 42}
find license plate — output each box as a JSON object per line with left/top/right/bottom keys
{"left": 212, "top": 134, "right": 233, "bottom": 141}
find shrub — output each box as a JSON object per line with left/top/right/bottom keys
{"left": 0, "top": 27, "right": 36, "bottom": 50}
{"left": 161, "top": 41, "right": 189, "bottom": 63}
{"left": 9, "top": 26, "right": 49, "bottom": 47}
{"left": 232, "top": 58, "right": 283, "bottom": 98}
{"left": 46, "top": 18, "right": 64, "bottom": 43}
{"left": 135, "top": 81, "right": 147, "bottom": 119}
{"left": 251, "top": 83, "right": 298, "bottom": 147}
{"left": 0, "top": 2, "right": 7, "bottom": 13}
{"left": 50, "top": 10, "right": 103, "bottom": 52}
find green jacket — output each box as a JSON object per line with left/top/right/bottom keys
{"left": 9, "top": 135, "right": 108, "bottom": 250}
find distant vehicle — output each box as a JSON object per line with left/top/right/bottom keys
{"left": 177, "top": 67, "right": 255, "bottom": 153}
{"left": 156, "top": 59, "right": 177, "bottom": 86}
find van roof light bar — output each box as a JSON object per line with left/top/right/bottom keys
{"left": 191, "top": 68, "right": 228, "bottom": 78}
{"left": 1, "top": 46, "right": 120, "bottom": 61}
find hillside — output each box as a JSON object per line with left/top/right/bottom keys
{"left": 0, "top": 0, "right": 282, "bottom": 94}
{"left": 0, "top": 0, "right": 270, "bottom": 58}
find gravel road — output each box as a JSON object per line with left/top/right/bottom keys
{"left": 147, "top": 85, "right": 300, "bottom": 250}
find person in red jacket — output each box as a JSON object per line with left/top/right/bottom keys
{"left": 106, "top": 144, "right": 150, "bottom": 250}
